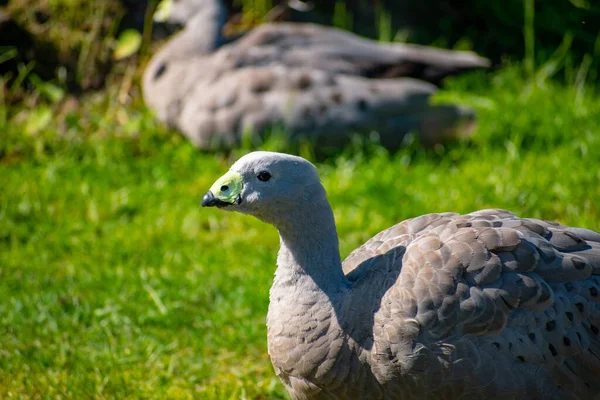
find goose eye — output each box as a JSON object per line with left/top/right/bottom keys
{"left": 257, "top": 171, "right": 272, "bottom": 182}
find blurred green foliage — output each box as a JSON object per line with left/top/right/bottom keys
{"left": 309, "top": 0, "right": 600, "bottom": 69}
{"left": 5, "top": 0, "right": 125, "bottom": 91}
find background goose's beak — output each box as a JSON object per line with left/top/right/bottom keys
{"left": 287, "top": 0, "right": 314, "bottom": 12}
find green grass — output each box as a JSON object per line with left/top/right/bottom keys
{"left": 1, "top": 64, "right": 599, "bottom": 398}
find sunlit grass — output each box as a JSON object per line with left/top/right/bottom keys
{"left": 1, "top": 62, "right": 600, "bottom": 398}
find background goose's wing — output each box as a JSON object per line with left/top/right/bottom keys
{"left": 174, "top": 66, "right": 475, "bottom": 150}
{"left": 225, "top": 23, "right": 490, "bottom": 84}
{"left": 343, "top": 210, "right": 600, "bottom": 398}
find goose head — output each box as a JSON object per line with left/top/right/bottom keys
{"left": 201, "top": 152, "right": 326, "bottom": 227}
{"left": 154, "top": 0, "right": 313, "bottom": 27}
{"left": 154, "top": 0, "right": 227, "bottom": 28}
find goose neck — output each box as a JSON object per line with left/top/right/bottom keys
{"left": 165, "top": 2, "right": 227, "bottom": 59}
{"left": 274, "top": 199, "right": 349, "bottom": 295}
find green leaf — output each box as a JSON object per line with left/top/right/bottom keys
{"left": 569, "top": 0, "right": 590, "bottom": 9}
{"left": 24, "top": 106, "right": 53, "bottom": 136}
{"left": 113, "top": 29, "right": 142, "bottom": 60}
{"left": 39, "top": 81, "right": 66, "bottom": 103}
{"left": 0, "top": 46, "right": 17, "bottom": 65}
{"left": 29, "top": 74, "right": 65, "bottom": 103}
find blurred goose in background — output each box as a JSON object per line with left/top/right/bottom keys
{"left": 142, "top": 0, "right": 490, "bottom": 151}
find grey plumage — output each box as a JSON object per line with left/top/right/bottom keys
{"left": 202, "top": 151, "right": 600, "bottom": 400}
{"left": 143, "top": 0, "right": 490, "bottom": 151}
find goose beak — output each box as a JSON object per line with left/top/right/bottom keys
{"left": 202, "top": 170, "right": 243, "bottom": 208}
{"left": 153, "top": 0, "right": 173, "bottom": 22}
{"left": 201, "top": 190, "right": 218, "bottom": 207}
{"left": 287, "top": 0, "right": 314, "bottom": 12}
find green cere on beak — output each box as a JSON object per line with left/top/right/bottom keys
{"left": 204, "top": 170, "right": 243, "bottom": 206}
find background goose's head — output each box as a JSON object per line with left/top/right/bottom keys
{"left": 202, "top": 152, "right": 326, "bottom": 226}
{"left": 154, "top": 0, "right": 312, "bottom": 28}
{"left": 154, "top": 0, "right": 226, "bottom": 27}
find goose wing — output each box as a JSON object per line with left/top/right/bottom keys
{"left": 174, "top": 65, "right": 475, "bottom": 150}
{"left": 224, "top": 23, "right": 490, "bottom": 84}
{"left": 343, "top": 209, "right": 600, "bottom": 398}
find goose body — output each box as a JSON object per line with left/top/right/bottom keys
{"left": 202, "top": 151, "right": 600, "bottom": 400}
{"left": 143, "top": 0, "right": 490, "bottom": 150}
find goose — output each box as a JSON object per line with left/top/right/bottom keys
{"left": 201, "top": 151, "right": 600, "bottom": 400}
{"left": 143, "top": 0, "right": 490, "bottom": 151}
